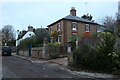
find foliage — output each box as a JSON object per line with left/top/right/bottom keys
{"left": 97, "top": 32, "right": 116, "bottom": 54}
{"left": 35, "top": 28, "right": 50, "bottom": 45}
{"left": 100, "top": 16, "right": 116, "bottom": 32}
{"left": 36, "top": 43, "right": 43, "bottom": 47}
{"left": 2, "top": 25, "right": 16, "bottom": 46}
{"left": 51, "top": 30, "right": 59, "bottom": 43}
{"left": 48, "top": 43, "right": 55, "bottom": 48}
{"left": 19, "top": 36, "right": 36, "bottom": 50}
{"left": 7, "top": 40, "right": 16, "bottom": 46}
{"left": 54, "top": 42, "right": 60, "bottom": 46}
{"left": 72, "top": 32, "right": 120, "bottom": 75}
{"left": 69, "top": 34, "right": 77, "bottom": 51}
{"left": 48, "top": 43, "right": 67, "bottom": 59}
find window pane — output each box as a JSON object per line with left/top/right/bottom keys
{"left": 72, "top": 22, "right": 76, "bottom": 30}
{"left": 58, "top": 23, "right": 60, "bottom": 31}
{"left": 86, "top": 24, "right": 89, "bottom": 32}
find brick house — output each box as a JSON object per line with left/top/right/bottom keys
{"left": 47, "top": 7, "right": 98, "bottom": 46}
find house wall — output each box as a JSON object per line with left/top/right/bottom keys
{"left": 48, "top": 20, "right": 97, "bottom": 46}
{"left": 65, "top": 20, "right": 97, "bottom": 43}
{"left": 49, "top": 20, "right": 64, "bottom": 45}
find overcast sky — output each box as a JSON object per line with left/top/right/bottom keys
{"left": 0, "top": 1, "right": 119, "bottom": 31}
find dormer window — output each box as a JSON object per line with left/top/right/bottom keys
{"left": 57, "top": 23, "right": 60, "bottom": 31}
{"left": 85, "top": 24, "right": 90, "bottom": 32}
{"left": 72, "top": 22, "right": 77, "bottom": 30}
{"left": 29, "top": 34, "right": 31, "bottom": 36}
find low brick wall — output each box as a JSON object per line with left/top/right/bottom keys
{"left": 18, "top": 50, "right": 29, "bottom": 57}
{"left": 31, "top": 47, "right": 44, "bottom": 59}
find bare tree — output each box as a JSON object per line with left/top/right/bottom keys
{"left": 2, "top": 25, "right": 16, "bottom": 46}
{"left": 101, "top": 16, "right": 117, "bottom": 32}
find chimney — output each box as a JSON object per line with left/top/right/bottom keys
{"left": 70, "top": 7, "right": 76, "bottom": 16}
{"left": 28, "top": 25, "right": 33, "bottom": 32}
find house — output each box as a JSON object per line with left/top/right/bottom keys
{"left": 47, "top": 7, "right": 98, "bottom": 46}
{"left": 16, "top": 25, "right": 35, "bottom": 46}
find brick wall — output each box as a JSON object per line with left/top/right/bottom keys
{"left": 48, "top": 20, "right": 97, "bottom": 46}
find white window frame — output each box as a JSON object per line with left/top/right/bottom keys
{"left": 58, "top": 35, "right": 61, "bottom": 43}
{"left": 85, "top": 24, "right": 90, "bottom": 32}
{"left": 72, "top": 22, "right": 77, "bottom": 30}
{"left": 57, "top": 23, "right": 61, "bottom": 31}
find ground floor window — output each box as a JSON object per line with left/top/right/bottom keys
{"left": 58, "top": 35, "right": 61, "bottom": 43}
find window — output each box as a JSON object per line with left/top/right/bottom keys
{"left": 29, "top": 34, "right": 31, "bottom": 36}
{"left": 72, "top": 22, "right": 77, "bottom": 30}
{"left": 57, "top": 23, "right": 60, "bottom": 31}
{"left": 85, "top": 24, "right": 90, "bottom": 32}
{"left": 58, "top": 35, "right": 61, "bottom": 43}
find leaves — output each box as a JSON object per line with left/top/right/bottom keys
{"left": 2, "top": 25, "right": 16, "bottom": 46}
{"left": 35, "top": 28, "right": 50, "bottom": 45}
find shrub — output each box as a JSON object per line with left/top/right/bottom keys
{"left": 48, "top": 43, "right": 67, "bottom": 59}
{"left": 19, "top": 36, "right": 36, "bottom": 50}
{"left": 72, "top": 32, "right": 120, "bottom": 75}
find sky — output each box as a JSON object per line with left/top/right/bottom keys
{"left": 0, "top": 0, "right": 119, "bottom": 32}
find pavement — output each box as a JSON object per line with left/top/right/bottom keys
{"left": 12, "top": 53, "right": 119, "bottom": 78}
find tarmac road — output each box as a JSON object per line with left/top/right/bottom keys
{"left": 2, "top": 56, "right": 82, "bottom": 79}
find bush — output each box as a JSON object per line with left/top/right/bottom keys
{"left": 48, "top": 43, "right": 67, "bottom": 59}
{"left": 72, "top": 32, "right": 120, "bottom": 75}
{"left": 19, "top": 36, "right": 36, "bottom": 50}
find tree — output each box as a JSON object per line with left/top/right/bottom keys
{"left": 2, "top": 25, "right": 16, "bottom": 46}
{"left": 51, "top": 30, "right": 59, "bottom": 43}
{"left": 35, "top": 28, "right": 50, "bottom": 46}
{"left": 81, "top": 13, "right": 93, "bottom": 20}
{"left": 101, "top": 16, "right": 117, "bottom": 33}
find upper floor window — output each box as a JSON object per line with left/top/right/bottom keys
{"left": 85, "top": 24, "right": 90, "bottom": 32}
{"left": 72, "top": 22, "right": 77, "bottom": 30}
{"left": 57, "top": 23, "right": 60, "bottom": 31}
{"left": 29, "top": 34, "right": 31, "bottom": 36}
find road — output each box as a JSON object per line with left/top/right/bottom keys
{"left": 2, "top": 56, "right": 82, "bottom": 78}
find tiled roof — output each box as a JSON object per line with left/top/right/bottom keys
{"left": 63, "top": 15, "right": 97, "bottom": 24}
{"left": 17, "top": 31, "right": 27, "bottom": 40}
{"left": 47, "top": 15, "right": 98, "bottom": 27}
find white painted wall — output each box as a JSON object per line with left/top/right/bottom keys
{"left": 16, "top": 31, "right": 35, "bottom": 46}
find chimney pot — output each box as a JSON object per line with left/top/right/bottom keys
{"left": 70, "top": 7, "right": 76, "bottom": 16}
{"left": 28, "top": 25, "right": 33, "bottom": 32}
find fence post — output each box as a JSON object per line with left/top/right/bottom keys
{"left": 43, "top": 38, "right": 48, "bottom": 59}
{"left": 28, "top": 44, "right": 32, "bottom": 57}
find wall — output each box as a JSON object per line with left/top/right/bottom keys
{"left": 48, "top": 20, "right": 97, "bottom": 46}
{"left": 31, "top": 47, "right": 45, "bottom": 59}
{"left": 65, "top": 20, "right": 97, "bottom": 42}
